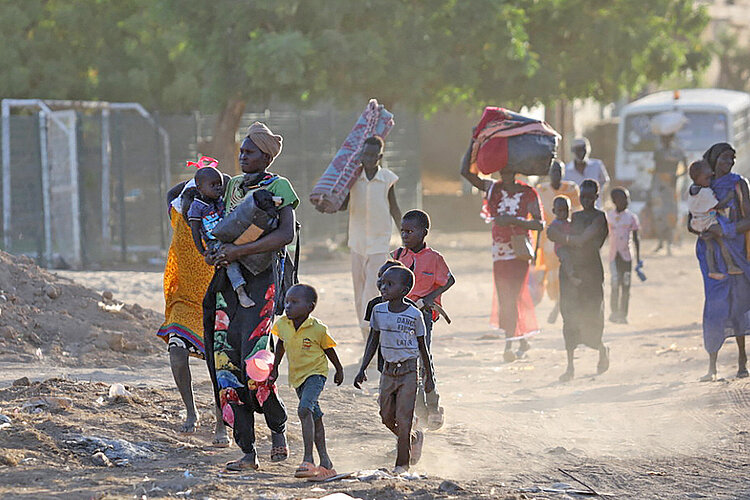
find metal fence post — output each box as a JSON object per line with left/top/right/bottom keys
{"left": 39, "top": 111, "right": 52, "bottom": 266}
{"left": 2, "top": 100, "right": 11, "bottom": 251}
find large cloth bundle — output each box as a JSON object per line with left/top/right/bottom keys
{"left": 650, "top": 111, "right": 687, "bottom": 136}
{"left": 310, "top": 99, "right": 394, "bottom": 213}
{"left": 212, "top": 190, "right": 279, "bottom": 275}
{"left": 470, "top": 107, "right": 560, "bottom": 176}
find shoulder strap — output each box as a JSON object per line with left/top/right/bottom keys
{"left": 394, "top": 247, "right": 404, "bottom": 260}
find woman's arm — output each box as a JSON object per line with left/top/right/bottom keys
{"left": 460, "top": 139, "right": 493, "bottom": 192}
{"left": 568, "top": 214, "right": 606, "bottom": 247}
{"left": 208, "top": 205, "right": 296, "bottom": 265}
{"left": 735, "top": 178, "right": 750, "bottom": 234}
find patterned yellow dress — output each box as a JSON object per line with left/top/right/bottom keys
{"left": 156, "top": 206, "right": 215, "bottom": 357}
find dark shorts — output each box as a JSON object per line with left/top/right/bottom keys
{"left": 295, "top": 374, "right": 326, "bottom": 420}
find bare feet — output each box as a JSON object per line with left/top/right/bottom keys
{"left": 236, "top": 286, "right": 255, "bottom": 308}
{"left": 559, "top": 369, "right": 574, "bottom": 382}
{"left": 212, "top": 428, "right": 230, "bottom": 448}
{"left": 179, "top": 410, "right": 199, "bottom": 434}
{"left": 503, "top": 349, "right": 517, "bottom": 363}
{"left": 699, "top": 372, "right": 718, "bottom": 382}
{"left": 737, "top": 368, "right": 749, "bottom": 379}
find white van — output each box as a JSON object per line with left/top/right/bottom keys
{"left": 616, "top": 88, "right": 750, "bottom": 205}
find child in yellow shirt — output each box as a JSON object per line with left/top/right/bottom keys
{"left": 269, "top": 284, "right": 344, "bottom": 481}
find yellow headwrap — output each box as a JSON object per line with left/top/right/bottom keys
{"left": 246, "top": 122, "right": 283, "bottom": 162}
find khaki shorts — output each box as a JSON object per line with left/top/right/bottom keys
{"left": 378, "top": 358, "right": 418, "bottom": 429}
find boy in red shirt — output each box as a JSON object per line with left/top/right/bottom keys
{"left": 393, "top": 210, "right": 455, "bottom": 430}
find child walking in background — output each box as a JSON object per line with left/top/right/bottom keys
{"left": 547, "top": 195, "right": 582, "bottom": 287}
{"left": 392, "top": 209, "right": 454, "bottom": 430}
{"left": 269, "top": 284, "right": 344, "bottom": 481}
{"left": 354, "top": 266, "right": 435, "bottom": 474}
{"left": 187, "top": 166, "right": 254, "bottom": 308}
{"left": 606, "top": 188, "right": 641, "bottom": 324}
{"left": 687, "top": 160, "right": 742, "bottom": 280}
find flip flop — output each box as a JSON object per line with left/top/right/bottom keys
{"left": 294, "top": 461, "right": 318, "bottom": 478}
{"left": 225, "top": 457, "right": 259, "bottom": 471}
{"left": 307, "top": 466, "right": 338, "bottom": 482}
{"left": 270, "top": 446, "right": 288, "bottom": 462}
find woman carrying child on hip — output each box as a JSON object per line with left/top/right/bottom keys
{"left": 690, "top": 143, "right": 750, "bottom": 382}
{"left": 203, "top": 122, "right": 299, "bottom": 471}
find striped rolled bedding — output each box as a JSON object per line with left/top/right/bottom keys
{"left": 310, "top": 99, "right": 394, "bottom": 213}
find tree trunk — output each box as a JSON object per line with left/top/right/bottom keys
{"left": 199, "top": 97, "right": 246, "bottom": 175}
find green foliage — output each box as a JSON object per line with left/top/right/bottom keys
{"left": 0, "top": 0, "right": 710, "bottom": 113}
{"left": 714, "top": 29, "right": 750, "bottom": 92}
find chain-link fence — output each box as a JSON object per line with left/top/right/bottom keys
{"left": 1, "top": 102, "right": 421, "bottom": 268}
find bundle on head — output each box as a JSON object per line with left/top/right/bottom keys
{"left": 470, "top": 107, "right": 561, "bottom": 176}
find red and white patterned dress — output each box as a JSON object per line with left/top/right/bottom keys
{"left": 482, "top": 180, "right": 542, "bottom": 338}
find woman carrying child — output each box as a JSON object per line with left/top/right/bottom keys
{"left": 551, "top": 179, "right": 609, "bottom": 382}
{"left": 203, "top": 122, "right": 299, "bottom": 471}
{"left": 692, "top": 143, "right": 750, "bottom": 381}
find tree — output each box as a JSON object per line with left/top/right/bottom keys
{"left": 714, "top": 29, "right": 750, "bottom": 92}
{"left": 0, "top": 0, "right": 711, "bottom": 169}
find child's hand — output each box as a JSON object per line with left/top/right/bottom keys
{"left": 353, "top": 370, "right": 367, "bottom": 389}
{"left": 334, "top": 367, "right": 344, "bottom": 386}
{"left": 267, "top": 367, "right": 279, "bottom": 385}
{"left": 424, "top": 377, "right": 436, "bottom": 394}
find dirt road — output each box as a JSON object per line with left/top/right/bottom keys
{"left": 2, "top": 231, "right": 749, "bottom": 498}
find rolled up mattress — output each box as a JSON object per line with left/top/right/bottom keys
{"left": 310, "top": 99, "right": 394, "bottom": 213}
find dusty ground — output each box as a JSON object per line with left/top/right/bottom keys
{"left": 1, "top": 231, "right": 750, "bottom": 499}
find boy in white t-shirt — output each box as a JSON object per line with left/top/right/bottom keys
{"left": 687, "top": 160, "right": 741, "bottom": 280}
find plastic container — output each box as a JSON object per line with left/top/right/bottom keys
{"left": 245, "top": 349, "right": 275, "bottom": 382}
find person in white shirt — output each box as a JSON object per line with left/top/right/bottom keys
{"left": 564, "top": 137, "right": 610, "bottom": 209}
{"left": 342, "top": 136, "right": 402, "bottom": 340}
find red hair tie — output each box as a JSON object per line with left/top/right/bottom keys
{"left": 186, "top": 156, "right": 219, "bottom": 169}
